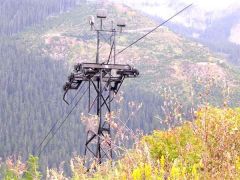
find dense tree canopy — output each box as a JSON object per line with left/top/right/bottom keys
{"left": 0, "top": 0, "right": 83, "bottom": 36}
{"left": 0, "top": 0, "right": 239, "bottom": 175}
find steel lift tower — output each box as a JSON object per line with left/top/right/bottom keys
{"left": 37, "top": 3, "right": 191, "bottom": 165}
{"left": 63, "top": 9, "right": 139, "bottom": 165}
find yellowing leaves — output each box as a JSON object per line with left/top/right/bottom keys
{"left": 2, "top": 107, "right": 240, "bottom": 179}
{"left": 143, "top": 106, "right": 240, "bottom": 179}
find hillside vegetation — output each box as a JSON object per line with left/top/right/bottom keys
{"left": 20, "top": 1, "right": 240, "bottom": 100}
{"left": 1, "top": 0, "right": 240, "bottom": 175}
{"left": 0, "top": 0, "right": 82, "bottom": 36}
{"left": 1, "top": 106, "right": 240, "bottom": 179}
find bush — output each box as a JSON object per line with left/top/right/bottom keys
{"left": 2, "top": 106, "right": 240, "bottom": 179}
{"left": 143, "top": 106, "right": 240, "bottom": 179}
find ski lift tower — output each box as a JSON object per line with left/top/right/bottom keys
{"left": 63, "top": 9, "right": 139, "bottom": 165}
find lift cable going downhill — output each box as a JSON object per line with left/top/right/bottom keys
{"left": 37, "top": 82, "right": 87, "bottom": 155}
{"left": 38, "top": 85, "right": 89, "bottom": 157}
{"left": 116, "top": 4, "right": 192, "bottom": 56}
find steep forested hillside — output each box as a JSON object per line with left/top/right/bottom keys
{"left": 0, "top": 2, "right": 166, "bottom": 170}
{"left": 20, "top": 1, "right": 240, "bottom": 107}
{"left": 200, "top": 10, "right": 240, "bottom": 65}
{"left": 0, "top": 0, "right": 88, "bottom": 171}
{"left": 120, "top": 0, "right": 240, "bottom": 65}
{"left": 1, "top": 0, "right": 240, "bottom": 174}
{"left": 0, "top": 0, "right": 83, "bottom": 36}
{"left": 151, "top": 10, "right": 240, "bottom": 65}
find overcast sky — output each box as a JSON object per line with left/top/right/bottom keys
{"left": 185, "top": 0, "right": 240, "bottom": 11}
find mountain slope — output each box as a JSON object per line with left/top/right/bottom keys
{"left": 21, "top": 1, "right": 240, "bottom": 101}
{"left": 0, "top": 0, "right": 83, "bottom": 36}
{"left": 1, "top": 0, "right": 240, "bottom": 172}
{"left": 124, "top": 0, "right": 240, "bottom": 65}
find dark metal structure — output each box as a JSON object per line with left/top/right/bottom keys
{"left": 63, "top": 11, "right": 139, "bottom": 164}
{"left": 38, "top": 3, "right": 192, "bottom": 160}
{"left": 62, "top": 4, "right": 192, "bottom": 165}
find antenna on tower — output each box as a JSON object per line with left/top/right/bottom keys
{"left": 96, "top": 9, "right": 107, "bottom": 30}
{"left": 117, "top": 18, "right": 126, "bottom": 33}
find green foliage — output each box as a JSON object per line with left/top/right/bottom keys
{"left": 132, "top": 163, "right": 152, "bottom": 180}
{"left": 23, "top": 156, "right": 41, "bottom": 180}
{"left": 0, "top": 38, "right": 170, "bottom": 171}
{"left": 1, "top": 0, "right": 240, "bottom": 177}
{"left": 2, "top": 155, "right": 41, "bottom": 180}
{"left": 3, "top": 170, "right": 19, "bottom": 180}
{"left": 143, "top": 106, "right": 240, "bottom": 178}
{"left": 0, "top": 0, "right": 82, "bottom": 36}
{"left": 2, "top": 106, "right": 240, "bottom": 179}
{"left": 41, "top": 106, "right": 240, "bottom": 179}
{"left": 143, "top": 123, "right": 203, "bottom": 172}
